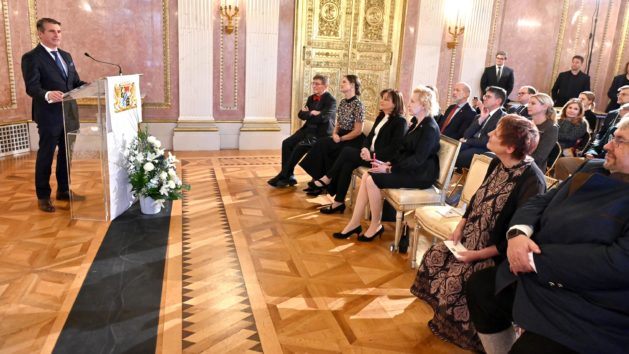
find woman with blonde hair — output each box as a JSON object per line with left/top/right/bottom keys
{"left": 333, "top": 85, "right": 440, "bottom": 241}
{"left": 526, "top": 93, "right": 559, "bottom": 170}
{"left": 558, "top": 98, "right": 589, "bottom": 156}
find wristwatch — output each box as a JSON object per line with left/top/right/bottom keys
{"left": 506, "top": 228, "right": 527, "bottom": 240}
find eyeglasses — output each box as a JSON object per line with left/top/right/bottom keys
{"left": 608, "top": 134, "right": 629, "bottom": 147}
{"left": 312, "top": 82, "right": 324, "bottom": 86}
{"left": 496, "top": 56, "right": 506, "bottom": 60}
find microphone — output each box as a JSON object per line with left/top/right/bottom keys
{"left": 84, "top": 52, "right": 123, "bottom": 75}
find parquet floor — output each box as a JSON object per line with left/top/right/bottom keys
{"left": 0, "top": 150, "right": 470, "bottom": 354}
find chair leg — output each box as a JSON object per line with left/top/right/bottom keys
{"left": 391, "top": 211, "right": 403, "bottom": 252}
{"left": 411, "top": 223, "right": 420, "bottom": 268}
{"left": 348, "top": 174, "right": 356, "bottom": 208}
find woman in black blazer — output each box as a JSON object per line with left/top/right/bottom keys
{"left": 334, "top": 85, "right": 441, "bottom": 241}
{"left": 307, "top": 89, "right": 408, "bottom": 213}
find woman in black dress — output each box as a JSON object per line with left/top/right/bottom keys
{"left": 299, "top": 75, "right": 365, "bottom": 181}
{"left": 305, "top": 89, "right": 407, "bottom": 214}
{"left": 333, "top": 85, "right": 440, "bottom": 241}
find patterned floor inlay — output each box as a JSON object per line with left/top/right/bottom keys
{"left": 180, "top": 161, "right": 262, "bottom": 353}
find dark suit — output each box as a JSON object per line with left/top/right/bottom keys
{"left": 456, "top": 108, "right": 506, "bottom": 168}
{"left": 278, "top": 91, "right": 337, "bottom": 179}
{"left": 467, "top": 161, "right": 629, "bottom": 353}
{"left": 507, "top": 104, "right": 529, "bottom": 118}
{"left": 326, "top": 112, "right": 407, "bottom": 203}
{"left": 605, "top": 74, "right": 629, "bottom": 112}
{"left": 21, "top": 44, "right": 86, "bottom": 199}
{"left": 551, "top": 70, "right": 591, "bottom": 107}
{"left": 437, "top": 102, "right": 476, "bottom": 140}
{"left": 480, "top": 65, "right": 514, "bottom": 97}
{"left": 585, "top": 108, "right": 622, "bottom": 158}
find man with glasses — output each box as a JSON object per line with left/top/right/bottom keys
{"left": 438, "top": 82, "right": 476, "bottom": 139}
{"left": 456, "top": 86, "right": 507, "bottom": 168}
{"left": 508, "top": 86, "right": 537, "bottom": 118}
{"left": 551, "top": 55, "right": 591, "bottom": 107}
{"left": 466, "top": 115, "right": 629, "bottom": 354}
{"left": 268, "top": 74, "right": 337, "bottom": 187}
{"left": 480, "top": 51, "right": 515, "bottom": 102}
{"left": 555, "top": 86, "right": 629, "bottom": 179}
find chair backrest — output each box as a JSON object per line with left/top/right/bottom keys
{"left": 435, "top": 135, "right": 462, "bottom": 192}
{"left": 544, "top": 175, "right": 559, "bottom": 190}
{"left": 460, "top": 154, "right": 493, "bottom": 206}
{"left": 546, "top": 142, "right": 562, "bottom": 173}
{"left": 362, "top": 119, "right": 374, "bottom": 136}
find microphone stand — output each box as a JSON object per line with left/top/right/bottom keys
{"left": 84, "top": 52, "right": 123, "bottom": 75}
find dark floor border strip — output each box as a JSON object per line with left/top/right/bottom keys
{"left": 53, "top": 202, "right": 172, "bottom": 354}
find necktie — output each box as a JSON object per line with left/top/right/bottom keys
{"left": 51, "top": 51, "right": 67, "bottom": 80}
{"left": 440, "top": 106, "right": 457, "bottom": 133}
{"left": 497, "top": 66, "right": 502, "bottom": 81}
{"left": 313, "top": 95, "right": 321, "bottom": 102}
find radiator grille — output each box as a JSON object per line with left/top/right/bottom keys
{"left": 0, "top": 123, "right": 31, "bottom": 157}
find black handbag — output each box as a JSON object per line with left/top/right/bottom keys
{"left": 398, "top": 222, "right": 410, "bottom": 254}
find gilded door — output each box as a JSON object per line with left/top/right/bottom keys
{"left": 291, "top": 0, "right": 406, "bottom": 129}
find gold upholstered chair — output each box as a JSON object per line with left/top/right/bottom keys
{"left": 381, "top": 135, "right": 461, "bottom": 252}
{"left": 409, "top": 153, "right": 493, "bottom": 267}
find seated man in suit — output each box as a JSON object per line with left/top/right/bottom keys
{"left": 455, "top": 86, "right": 507, "bottom": 168}
{"left": 268, "top": 74, "right": 337, "bottom": 187}
{"left": 437, "top": 82, "right": 476, "bottom": 140}
{"left": 508, "top": 85, "right": 537, "bottom": 118}
{"left": 554, "top": 91, "right": 629, "bottom": 179}
{"left": 465, "top": 115, "right": 629, "bottom": 354}
{"left": 480, "top": 51, "right": 515, "bottom": 101}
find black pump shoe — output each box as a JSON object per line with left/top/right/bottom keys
{"left": 320, "top": 203, "right": 345, "bottom": 214}
{"left": 357, "top": 226, "right": 384, "bottom": 242}
{"left": 333, "top": 225, "right": 362, "bottom": 239}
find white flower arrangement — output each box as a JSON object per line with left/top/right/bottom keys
{"left": 124, "top": 129, "right": 189, "bottom": 206}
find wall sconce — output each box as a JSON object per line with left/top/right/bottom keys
{"left": 447, "top": 25, "right": 465, "bottom": 49}
{"left": 444, "top": 0, "right": 469, "bottom": 49}
{"left": 219, "top": 1, "right": 239, "bottom": 34}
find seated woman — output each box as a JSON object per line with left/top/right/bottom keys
{"left": 333, "top": 85, "right": 440, "bottom": 241}
{"left": 557, "top": 98, "right": 590, "bottom": 156}
{"left": 299, "top": 75, "right": 365, "bottom": 182}
{"left": 527, "top": 93, "right": 558, "bottom": 170}
{"left": 579, "top": 91, "right": 598, "bottom": 133}
{"left": 305, "top": 89, "right": 407, "bottom": 213}
{"left": 410, "top": 115, "right": 546, "bottom": 352}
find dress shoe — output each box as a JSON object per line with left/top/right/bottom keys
{"left": 333, "top": 225, "right": 362, "bottom": 239}
{"left": 357, "top": 225, "right": 385, "bottom": 242}
{"left": 56, "top": 191, "right": 86, "bottom": 201}
{"left": 38, "top": 198, "right": 56, "bottom": 212}
{"left": 288, "top": 176, "right": 298, "bottom": 186}
{"left": 267, "top": 175, "right": 281, "bottom": 187}
{"left": 320, "top": 203, "right": 345, "bottom": 214}
{"left": 306, "top": 179, "right": 328, "bottom": 196}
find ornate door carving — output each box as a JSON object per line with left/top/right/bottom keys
{"left": 292, "top": 0, "right": 406, "bottom": 129}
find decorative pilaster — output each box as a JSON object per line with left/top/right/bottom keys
{"left": 411, "top": 0, "right": 446, "bottom": 87}
{"left": 173, "top": 0, "right": 220, "bottom": 151}
{"left": 239, "top": 0, "right": 283, "bottom": 150}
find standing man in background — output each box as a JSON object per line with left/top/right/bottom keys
{"left": 551, "top": 55, "right": 591, "bottom": 107}
{"left": 21, "top": 18, "right": 86, "bottom": 212}
{"left": 480, "top": 51, "right": 515, "bottom": 102}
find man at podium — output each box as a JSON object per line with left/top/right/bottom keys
{"left": 21, "top": 18, "right": 86, "bottom": 212}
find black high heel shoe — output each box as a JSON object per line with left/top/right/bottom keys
{"left": 306, "top": 179, "right": 328, "bottom": 196}
{"left": 320, "top": 203, "right": 345, "bottom": 214}
{"left": 333, "top": 225, "right": 362, "bottom": 239}
{"left": 357, "top": 225, "right": 384, "bottom": 242}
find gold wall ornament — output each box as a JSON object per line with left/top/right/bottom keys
{"left": 613, "top": 0, "right": 629, "bottom": 75}
{"left": 219, "top": 4, "right": 239, "bottom": 35}
{"left": 363, "top": 0, "right": 385, "bottom": 41}
{"left": 318, "top": 0, "right": 341, "bottom": 37}
{"left": 446, "top": 25, "right": 464, "bottom": 49}
{"left": 550, "top": 0, "right": 571, "bottom": 90}
{"left": 1, "top": 0, "right": 17, "bottom": 110}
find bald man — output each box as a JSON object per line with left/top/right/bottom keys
{"left": 437, "top": 82, "right": 476, "bottom": 140}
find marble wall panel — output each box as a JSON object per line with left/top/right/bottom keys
{"left": 274, "top": 0, "right": 295, "bottom": 122}
{"left": 397, "top": 0, "right": 420, "bottom": 97}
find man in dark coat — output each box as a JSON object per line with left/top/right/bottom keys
{"left": 21, "top": 18, "right": 87, "bottom": 212}
{"left": 437, "top": 82, "right": 476, "bottom": 140}
{"left": 268, "top": 74, "right": 337, "bottom": 187}
{"left": 465, "top": 115, "right": 629, "bottom": 354}
{"left": 480, "top": 51, "right": 514, "bottom": 100}
{"left": 551, "top": 55, "right": 591, "bottom": 107}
